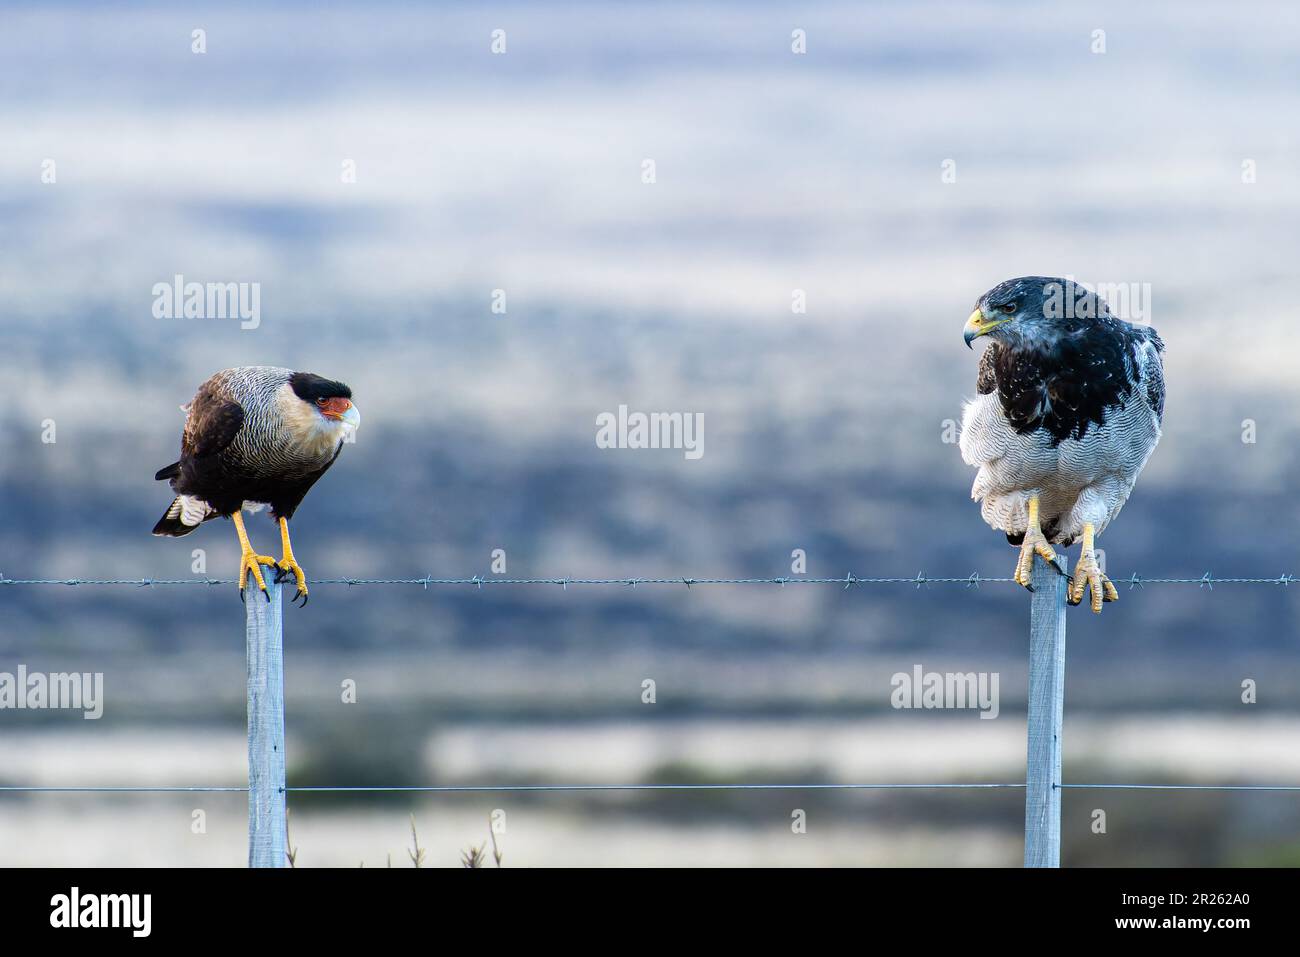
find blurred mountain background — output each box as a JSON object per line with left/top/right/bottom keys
{"left": 1, "top": 0, "right": 1299, "bottom": 865}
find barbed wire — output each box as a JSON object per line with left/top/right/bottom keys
{"left": 0, "top": 572, "right": 1295, "bottom": 589}
{"left": 1058, "top": 784, "right": 1300, "bottom": 791}
{"left": 0, "top": 786, "right": 247, "bottom": 792}
{"left": 3, "top": 782, "right": 1299, "bottom": 793}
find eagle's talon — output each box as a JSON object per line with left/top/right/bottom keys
{"left": 1069, "top": 545, "right": 1114, "bottom": 614}
{"left": 1009, "top": 494, "right": 1056, "bottom": 590}
{"left": 1011, "top": 530, "right": 1056, "bottom": 590}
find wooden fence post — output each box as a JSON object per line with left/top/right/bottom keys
{"left": 246, "top": 581, "right": 287, "bottom": 867}
{"left": 1024, "top": 552, "right": 1068, "bottom": 868}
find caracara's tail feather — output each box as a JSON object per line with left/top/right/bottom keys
{"left": 152, "top": 496, "right": 216, "bottom": 537}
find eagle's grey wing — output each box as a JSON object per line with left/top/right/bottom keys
{"left": 975, "top": 341, "right": 999, "bottom": 395}
{"left": 1136, "top": 332, "right": 1165, "bottom": 424}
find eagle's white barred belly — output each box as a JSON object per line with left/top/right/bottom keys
{"left": 960, "top": 337, "right": 1163, "bottom": 545}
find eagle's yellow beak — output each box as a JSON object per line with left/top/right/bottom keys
{"left": 963, "top": 307, "right": 1008, "bottom": 348}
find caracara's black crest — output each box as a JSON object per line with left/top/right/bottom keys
{"left": 289, "top": 372, "right": 352, "bottom": 404}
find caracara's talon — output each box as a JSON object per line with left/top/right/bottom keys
{"left": 275, "top": 556, "right": 308, "bottom": 608}
{"left": 284, "top": 583, "right": 309, "bottom": 607}
{"left": 238, "top": 550, "right": 277, "bottom": 602}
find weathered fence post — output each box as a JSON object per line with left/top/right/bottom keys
{"left": 1024, "top": 553, "right": 1068, "bottom": 868}
{"left": 246, "top": 580, "right": 287, "bottom": 867}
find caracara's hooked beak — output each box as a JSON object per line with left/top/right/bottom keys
{"left": 963, "top": 307, "right": 1007, "bottom": 349}
{"left": 319, "top": 397, "right": 360, "bottom": 430}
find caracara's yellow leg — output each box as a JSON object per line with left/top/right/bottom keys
{"left": 274, "top": 517, "right": 309, "bottom": 606}
{"left": 233, "top": 511, "right": 277, "bottom": 602}
{"left": 1013, "top": 495, "right": 1057, "bottom": 589}
{"left": 1069, "top": 522, "right": 1119, "bottom": 613}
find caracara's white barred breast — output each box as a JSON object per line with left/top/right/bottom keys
{"left": 960, "top": 336, "right": 1163, "bottom": 544}
{"left": 186, "top": 366, "right": 346, "bottom": 477}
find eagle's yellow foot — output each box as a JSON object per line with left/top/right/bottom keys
{"left": 274, "top": 517, "right": 309, "bottom": 607}
{"left": 1068, "top": 523, "right": 1119, "bottom": 613}
{"left": 239, "top": 548, "right": 278, "bottom": 603}
{"left": 1014, "top": 527, "right": 1057, "bottom": 590}
{"left": 1013, "top": 495, "right": 1056, "bottom": 590}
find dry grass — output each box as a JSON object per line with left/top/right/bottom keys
{"left": 343, "top": 811, "right": 506, "bottom": 867}
{"left": 462, "top": 812, "right": 504, "bottom": 867}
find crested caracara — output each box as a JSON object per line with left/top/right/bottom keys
{"left": 152, "top": 366, "right": 360, "bottom": 604}
{"left": 959, "top": 277, "right": 1165, "bottom": 612}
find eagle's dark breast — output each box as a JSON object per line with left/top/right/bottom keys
{"left": 976, "top": 318, "right": 1164, "bottom": 445}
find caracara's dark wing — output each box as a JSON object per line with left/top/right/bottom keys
{"left": 183, "top": 385, "right": 244, "bottom": 460}
{"left": 151, "top": 386, "right": 245, "bottom": 535}
{"left": 153, "top": 384, "right": 243, "bottom": 489}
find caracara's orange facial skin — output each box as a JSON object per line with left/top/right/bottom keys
{"left": 316, "top": 396, "right": 353, "bottom": 419}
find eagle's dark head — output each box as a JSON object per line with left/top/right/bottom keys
{"left": 964, "top": 276, "right": 1114, "bottom": 351}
